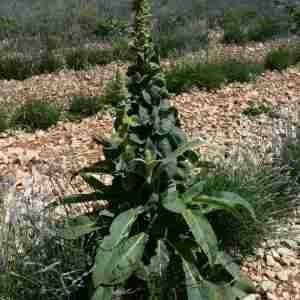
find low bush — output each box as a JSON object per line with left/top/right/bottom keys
{"left": 68, "top": 95, "right": 104, "bottom": 117}
{"left": 0, "top": 15, "right": 19, "bottom": 39}
{"left": 11, "top": 100, "right": 61, "bottom": 131}
{"left": 242, "top": 101, "right": 273, "bottom": 117}
{"left": 38, "top": 51, "right": 64, "bottom": 74}
{"left": 166, "top": 58, "right": 264, "bottom": 94}
{"left": 0, "top": 54, "right": 35, "bottom": 81}
{"left": 222, "top": 59, "right": 264, "bottom": 83}
{"left": 265, "top": 47, "right": 294, "bottom": 70}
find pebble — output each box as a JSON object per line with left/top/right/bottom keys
{"left": 276, "top": 270, "right": 289, "bottom": 281}
{"left": 261, "top": 280, "right": 277, "bottom": 292}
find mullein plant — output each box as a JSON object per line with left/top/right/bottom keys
{"left": 53, "top": 0, "right": 257, "bottom": 299}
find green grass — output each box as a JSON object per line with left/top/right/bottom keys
{"left": 265, "top": 47, "right": 294, "bottom": 71}
{"left": 202, "top": 159, "right": 300, "bottom": 256}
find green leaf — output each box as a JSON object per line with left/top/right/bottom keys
{"left": 182, "top": 259, "right": 209, "bottom": 300}
{"left": 182, "top": 208, "right": 218, "bottom": 266}
{"left": 91, "top": 286, "right": 113, "bottom": 300}
{"left": 163, "top": 138, "right": 202, "bottom": 165}
{"left": 162, "top": 185, "right": 186, "bottom": 213}
{"left": 217, "top": 252, "right": 256, "bottom": 294}
{"left": 183, "top": 181, "right": 206, "bottom": 202}
{"left": 93, "top": 233, "right": 148, "bottom": 286}
{"left": 101, "top": 207, "right": 143, "bottom": 250}
{"left": 148, "top": 240, "right": 170, "bottom": 276}
{"left": 192, "top": 192, "right": 256, "bottom": 220}
{"left": 142, "top": 90, "right": 152, "bottom": 105}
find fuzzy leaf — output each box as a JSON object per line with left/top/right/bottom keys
{"left": 93, "top": 233, "right": 148, "bottom": 286}
{"left": 101, "top": 207, "right": 143, "bottom": 250}
{"left": 182, "top": 209, "right": 218, "bottom": 266}
{"left": 148, "top": 240, "right": 170, "bottom": 276}
{"left": 142, "top": 90, "right": 152, "bottom": 105}
{"left": 91, "top": 286, "right": 113, "bottom": 300}
{"left": 162, "top": 186, "right": 186, "bottom": 213}
{"left": 217, "top": 252, "right": 256, "bottom": 294}
{"left": 192, "top": 192, "right": 256, "bottom": 220}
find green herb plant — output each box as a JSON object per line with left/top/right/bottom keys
{"left": 53, "top": 1, "right": 257, "bottom": 299}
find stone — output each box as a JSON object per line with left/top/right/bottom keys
{"left": 264, "top": 270, "right": 275, "bottom": 279}
{"left": 277, "top": 247, "right": 294, "bottom": 258}
{"left": 276, "top": 270, "right": 289, "bottom": 281}
{"left": 266, "top": 254, "right": 276, "bottom": 267}
{"left": 261, "top": 280, "right": 277, "bottom": 292}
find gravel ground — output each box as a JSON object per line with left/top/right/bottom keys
{"left": 0, "top": 36, "right": 300, "bottom": 300}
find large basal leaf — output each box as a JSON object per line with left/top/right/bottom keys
{"left": 217, "top": 251, "right": 256, "bottom": 294}
{"left": 192, "top": 192, "right": 256, "bottom": 221}
{"left": 101, "top": 206, "right": 143, "bottom": 250}
{"left": 182, "top": 259, "right": 248, "bottom": 300}
{"left": 182, "top": 208, "right": 218, "bottom": 266}
{"left": 182, "top": 259, "right": 208, "bottom": 300}
{"left": 147, "top": 240, "right": 170, "bottom": 276}
{"left": 93, "top": 233, "right": 148, "bottom": 286}
{"left": 91, "top": 286, "right": 113, "bottom": 300}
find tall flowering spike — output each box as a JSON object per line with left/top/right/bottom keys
{"left": 131, "top": 0, "right": 153, "bottom": 64}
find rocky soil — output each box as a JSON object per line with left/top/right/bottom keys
{"left": 0, "top": 36, "right": 300, "bottom": 299}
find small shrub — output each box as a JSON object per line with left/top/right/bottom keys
{"left": 196, "top": 63, "right": 227, "bottom": 90}
{"left": 265, "top": 47, "right": 294, "bottom": 70}
{"left": 38, "top": 51, "right": 63, "bottom": 74}
{"left": 222, "top": 60, "right": 264, "bottom": 83}
{"left": 166, "top": 58, "right": 262, "bottom": 94}
{"left": 11, "top": 100, "right": 61, "bottom": 131}
{"left": 65, "top": 47, "right": 89, "bottom": 70}
{"left": 0, "top": 16, "right": 19, "bottom": 39}
{"left": 247, "top": 15, "right": 279, "bottom": 42}
{"left": 242, "top": 101, "right": 273, "bottom": 117}
{"left": 0, "top": 54, "right": 35, "bottom": 81}
{"left": 68, "top": 95, "right": 104, "bottom": 117}
{"left": 222, "top": 7, "right": 257, "bottom": 43}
